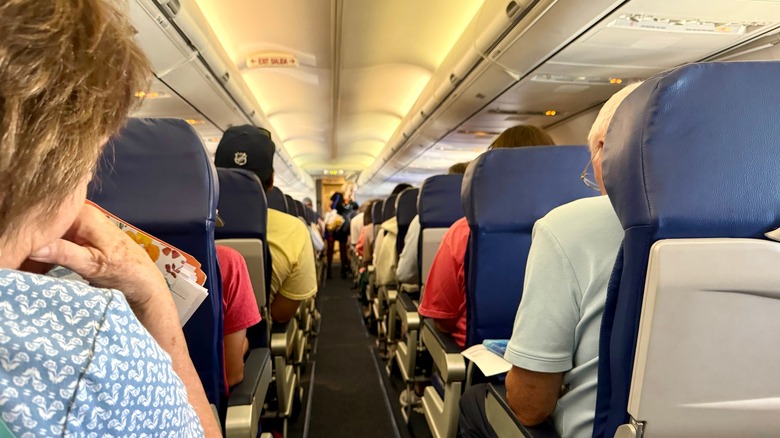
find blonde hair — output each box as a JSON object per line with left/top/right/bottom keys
{"left": 341, "top": 181, "right": 357, "bottom": 194}
{"left": 587, "top": 83, "right": 643, "bottom": 154}
{"left": 0, "top": 0, "right": 150, "bottom": 234}
{"left": 489, "top": 125, "right": 555, "bottom": 150}
{"left": 447, "top": 162, "right": 470, "bottom": 175}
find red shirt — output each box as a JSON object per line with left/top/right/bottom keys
{"left": 216, "top": 245, "right": 262, "bottom": 335}
{"left": 418, "top": 217, "right": 470, "bottom": 348}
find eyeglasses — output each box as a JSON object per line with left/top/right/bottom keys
{"left": 580, "top": 157, "right": 602, "bottom": 192}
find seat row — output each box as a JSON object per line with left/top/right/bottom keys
{"left": 88, "top": 118, "right": 322, "bottom": 438}
{"left": 361, "top": 62, "right": 780, "bottom": 438}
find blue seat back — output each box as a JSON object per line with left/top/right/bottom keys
{"left": 371, "top": 200, "right": 384, "bottom": 226}
{"left": 418, "top": 174, "right": 464, "bottom": 285}
{"left": 396, "top": 188, "right": 419, "bottom": 255}
{"left": 284, "top": 194, "right": 295, "bottom": 215}
{"left": 294, "top": 200, "right": 305, "bottom": 219}
{"left": 215, "top": 168, "right": 267, "bottom": 241}
{"left": 267, "top": 187, "right": 287, "bottom": 213}
{"left": 88, "top": 118, "right": 226, "bottom": 411}
{"left": 462, "top": 146, "right": 594, "bottom": 346}
{"left": 382, "top": 194, "right": 398, "bottom": 223}
{"left": 594, "top": 62, "right": 780, "bottom": 437}
{"left": 214, "top": 168, "right": 270, "bottom": 350}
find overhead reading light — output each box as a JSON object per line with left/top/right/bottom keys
{"left": 607, "top": 13, "right": 767, "bottom": 35}
{"left": 185, "top": 119, "right": 205, "bottom": 125}
{"left": 134, "top": 91, "right": 169, "bottom": 99}
{"left": 532, "top": 74, "right": 633, "bottom": 86}
{"left": 457, "top": 129, "right": 502, "bottom": 137}
{"left": 245, "top": 52, "right": 299, "bottom": 69}
{"left": 488, "top": 109, "right": 564, "bottom": 117}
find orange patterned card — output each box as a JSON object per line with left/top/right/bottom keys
{"left": 89, "top": 201, "right": 207, "bottom": 286}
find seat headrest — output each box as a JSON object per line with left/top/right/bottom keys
{"left": 284, "top": 194, "right": 295, "bottom": 214}
{"left": 604, "top": 61, "right": 780, "bottom": 239}
{"left": 89, "top": 118, "right": 217, "bottom": 232}
{"left": 294, "top": 200, "right": 305, "bottom": 218}
{"left": 382, "top": 194, "right": 398, "bottom": 222}
{"left": 215, "top": 168, "right": 267, "bottom": 240}
{"left": 371, "top": 200, "right": 384, "bottom": 224}
{"left": 463, "top": 146, "right": 594, "bottom": 232}
{"left": 267, "top": 187, "right": 287, "bottom": 213}
{"left": 419, "top": 174, "right": 464, "bottom": 229}
{"left": 396, "top": 188, "right": 420, "bottom": 227}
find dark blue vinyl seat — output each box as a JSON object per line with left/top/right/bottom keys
{"left": 462, "top": 146, "right": 594, "bottom": 346}
{"left": 88, "top": 118, "right": 226, "bottom": 412}
{"left": 594, "top": 61, "right": 780, "bottom": 438}
{"left": 284, "top": 194, "right": 295, "bottom": 216}
{"left": 396, "top": 188, "right": 419, "bottom": 256}
{"left": 417, "top": 174, "right": 464, "bottom": 286}
{"left": 371, "top": 200, "right": 385, "bottom": 237}
{"left": 294, "top": 200, "right": 305, "bottom": 219}
{"left": 382, "top": 193, "right": 399, "bottom": 223}
{"left": 267, "top": 187, "right": 287, "bottom": 213}
{"left": 215, "top": 168, "right": 270, "bottom": 348}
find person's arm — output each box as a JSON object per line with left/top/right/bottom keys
{"left": 417, "top": 223, "right": 465, "bottom": 330}
{"left": 224, "top": 329, "right": 248, "bottom": 387}
{"left": 272, "top": 224, "right": 318, "bottom": 323}
{"left": 270, "top": 294, "right": 302, "bottom": 323}
{"left": 30, "top": 203, "right": 222, "bottom": 437}
{"left": 505, "top": 366, "right": 564, "bottom": 425}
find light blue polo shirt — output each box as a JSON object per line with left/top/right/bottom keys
{"left": 504, "top": 195, "right": 623, "bottom": 438}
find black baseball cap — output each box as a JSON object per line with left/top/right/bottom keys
{"left": 214, "top": 125, "right": 275, "bottom": 181}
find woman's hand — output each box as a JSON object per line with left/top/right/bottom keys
{"left": 28, "top": 202, "right": 168, "bottom": 308}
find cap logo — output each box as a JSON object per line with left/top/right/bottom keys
{"left": 234, "top": 152, "right": 248, "bottom": 166}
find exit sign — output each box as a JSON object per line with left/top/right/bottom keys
{"left": 246, "top": 52, "right": 299, "bottom": 69}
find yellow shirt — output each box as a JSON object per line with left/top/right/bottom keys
{"left": 267, "top": 209, "right": 318, "bottom": 303}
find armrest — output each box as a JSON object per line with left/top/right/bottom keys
{"left": 225, "top": 348, "right": 273, "bottom": 437}
{"left": 396, "top": 292, "right": 420, "bottom": 331}
{"left": 270, "top": 319, "right": 297, "bottom": 356}
{"left": 423, "top": 318, "right": 462, "bottom": 354}
{"left": 421, "top": 318, "right": 466, "bottom": 382}
{"left": 486, "top": 383, "right": 560, "bottom": 438}
{"left": 228, "top": 348, "right": 272, "bottom": 407}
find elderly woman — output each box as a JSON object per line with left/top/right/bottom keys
{"left": 0, "top": 1, "right": 219, "bottom": 436}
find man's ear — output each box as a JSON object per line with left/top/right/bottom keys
{"left": 268, "top": 172, "right": 274, "bottom": 190}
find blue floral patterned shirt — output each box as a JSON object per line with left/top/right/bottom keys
{"left": 0, "top": 269, "right": 204, "bottom": 437}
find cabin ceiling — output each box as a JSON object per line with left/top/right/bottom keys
{"left": 190, "top": 0, "right": 483, "bottom": 176}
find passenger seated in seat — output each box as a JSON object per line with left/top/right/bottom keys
{"left": 396, "top": 162, "right": 470, "bottom": 285}
{"left": 418, "top": 125, "right": 556, "bottom": 348}
{"left": 216, "top": 245, "right": 262, "bottom": 387}
{"left": 0, "top": 1, "right": 219, "bottom": 435}
{"left": 215, "top": 126, "right": 317, "bottom": 323}
{"left": 458, "top": 84, "right": 642, "bottom": 438}
{"left": 372, "top": 183, "right": 414, "bottom": 287}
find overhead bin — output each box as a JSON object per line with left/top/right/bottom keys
{"left": 129, "top": 0, "right": 315, "bottom": 193}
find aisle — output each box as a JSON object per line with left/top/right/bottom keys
{"left": 302, "top": 275, "right": 402, "bottom": 438}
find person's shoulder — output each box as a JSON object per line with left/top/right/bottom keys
{"left": 537, "top": 196, "right": 622, "bottom": 246}
{"left": 216, "top": 244, "right": 241, "bottom": 260}
{"left": 540, "top": 196, "right": 613, "bottom": 226}
{"left": 0, "top": 269, "right": 117, "bottom": 311}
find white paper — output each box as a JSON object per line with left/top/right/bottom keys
{"left": 461, "top": 344, "right": 512, "bottom": 377}
{"left": 169, "top": 275, "right": 209, "bottom": 326}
